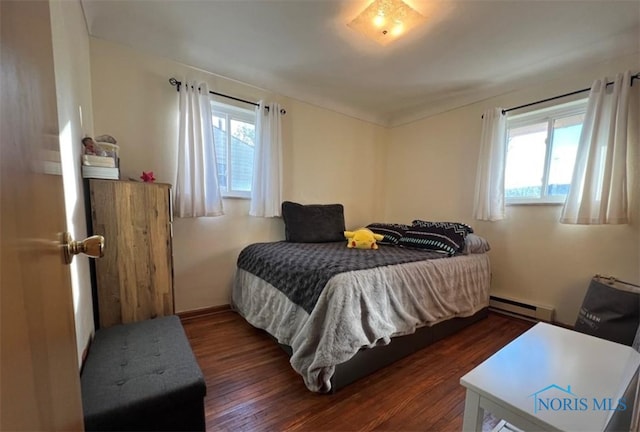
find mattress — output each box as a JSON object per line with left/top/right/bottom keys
{"left": 232, "top": 243, "right": 490, "bottom": 392}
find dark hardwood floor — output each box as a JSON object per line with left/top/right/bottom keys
{"left": 181, "top": 311, "right": 534, "bottom": 431}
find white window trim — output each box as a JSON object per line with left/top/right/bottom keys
{"left": 222, "top": 190, "right": 251, "bottom": 200}
{"left": 507, "top": 100, "right": 588, "bottom": 128}
{"left": 507, "top": 196, "right": 566, "bottom": 206}
{"left": 505, "top": 98, "right": 587, "bottom": 206}
{"left": 211, "top": 101, "right": 257, "bottom": 199}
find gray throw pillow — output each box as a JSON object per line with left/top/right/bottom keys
{"left": 281, "top": 201, "right": 345, "bottom": 243}
{"left": 462, "top": 234, "right": 491, "bottom": 254}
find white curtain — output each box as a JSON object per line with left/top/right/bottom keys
{"left": 473, "top": 108, "right": 507, "bottom": 221}
{"left": 175, "top": 81, "right": 224, "bottom": 218}
{"left": 249, "top": 102, "right": 283, "bottom": 217}
{"left": 560, "top": 71, "right": 631, "bottom": 224}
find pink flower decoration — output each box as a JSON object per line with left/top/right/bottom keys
{"left": 141, "top": 171, "right": 155, "bottom": 183}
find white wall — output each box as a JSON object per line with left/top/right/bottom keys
{"left": 49, "top": 0, "right": 95, "bottom": 365}
{"left": 384, "top": 53, "right": 640, "bottom": 325}
{"left": 89, "top": 37, "right": 638, "bottom": 325}
{"left": 89, "top": 38, "right": 387, "bottom": 312}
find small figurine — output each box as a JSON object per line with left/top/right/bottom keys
{"left": 82, "top": 137, "right": 97, "bottom": 155}
{"left": 140, "top": 171, "right": 155, "bottom": 183}
{"left": 82, "top": 136, "right": 108, "bottom": 156}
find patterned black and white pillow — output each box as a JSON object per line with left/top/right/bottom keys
{"left": 400, "top": 221, "right": 474, "bottom": 255}
{"left": 366, "top": 223, "right": 410, "bottom": 245}
{"left": 411, "top": 220, "right": 474, "bottom": 235}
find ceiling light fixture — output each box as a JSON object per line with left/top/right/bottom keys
{"left": 348, "top": 0, "right": 426, "bottom": 46}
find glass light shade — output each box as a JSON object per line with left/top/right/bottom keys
{"left": 348, "top": 0, "right": 426, "bottom": 46}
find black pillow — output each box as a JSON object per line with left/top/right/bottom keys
{"left": 366, "top": 223, "right": 410, "bottom": 245}
{"left": 281, "top": 201, "right": 345, "bottom": 243}
{"left": 411, "top": 220, "right": 474, "bottom": 235}
{"left": 399, "top": 222, "right": 472, "bottom": 255}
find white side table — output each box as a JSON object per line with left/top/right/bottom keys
{"left": 460, "top": 322, "right": 640, "bottom": 431}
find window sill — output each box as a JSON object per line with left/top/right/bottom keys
{"left": 506, "top": 201, "right": 565, "bottom": 206}
{"left": 222, "top": 194, "right": 250, "bottom": 200}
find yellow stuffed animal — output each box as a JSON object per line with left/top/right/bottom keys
{"left": 344, "top": 228, "right": 384, "bottom": 250}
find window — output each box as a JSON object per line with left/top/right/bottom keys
{"left": 505, "top": 99, "right": 587, "bottom": 204}
{"left": 211, "top": 102, "right": 256, "bottom": 198}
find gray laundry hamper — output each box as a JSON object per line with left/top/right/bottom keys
{"left": 574, "top": 275, "right": 640, "bottom": 346}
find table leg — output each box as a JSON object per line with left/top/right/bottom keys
{"left": 462, "top": 390, "right": 484, "bottom": 432}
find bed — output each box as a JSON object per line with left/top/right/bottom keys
{"left": 231, "top": 239, "right": 491, "bottom": 393}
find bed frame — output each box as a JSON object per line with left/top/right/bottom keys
{"left": 278, "top": 307, "right": 489, "bottom": 393}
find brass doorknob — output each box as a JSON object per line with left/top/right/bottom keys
{"left": 62, "top": 232, "right": 104, "bottom": 264}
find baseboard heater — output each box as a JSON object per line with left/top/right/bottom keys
{"left": 489, "top": 295, "right": 554, "bottom": 322}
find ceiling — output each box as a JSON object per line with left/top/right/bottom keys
{"left": 81, "top": 0, "right": 640, "bottom": 126}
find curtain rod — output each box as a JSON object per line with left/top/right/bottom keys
{"left": 502, "top": 72, "right": 639, "bottom": 115}
{"left": 168, "top": 78, "right": 286, "bottom": 114}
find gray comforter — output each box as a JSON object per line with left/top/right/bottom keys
{"left": 232, "top": 244, "right": 490, "bottom": 392}
{"left": 237, "top": 241, "right": 446, "bottom": 313}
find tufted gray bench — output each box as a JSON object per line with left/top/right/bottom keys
{"left": 81, "top": 315, "right": 206, "bottom": 431}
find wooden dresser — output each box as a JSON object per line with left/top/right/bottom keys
{"left": 88, "top": 179, "right": 174, "bottom": 328}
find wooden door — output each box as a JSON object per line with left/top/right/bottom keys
{"left": 0, "top": 1, "right": 84, "bottom": 430}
